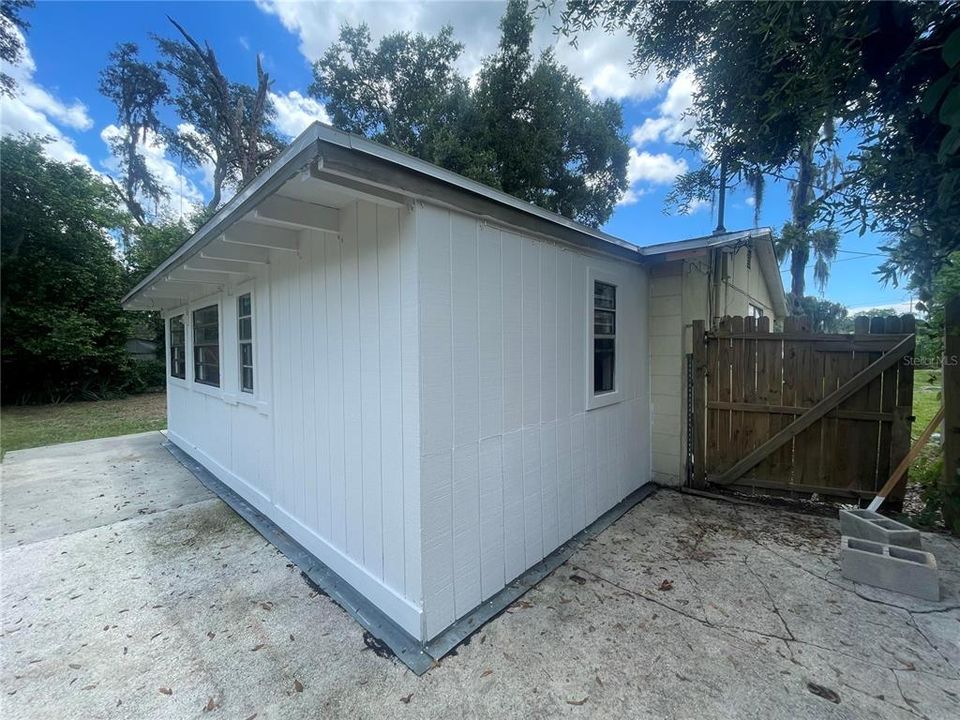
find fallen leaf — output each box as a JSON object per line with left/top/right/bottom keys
{"left": 207, "top": 631, "right": 215, "bottom": 640}
{"left": 159, "top": 688, "right": 172, "bottom": 696}
{"left": 596, "top": 674, "right": 603, "bottom": 686}
{"left": 806, "top": 682, "right": 840, "bottom": 704}
{"left": 293, "top": 679, "right": 304, "bottom": 693}
{"left": 566, "top": 697, "right": 588, "bottom": 706}
{"left": 68, "top": 663, "right": 81, "bottom": 670}
{"left": 481, "top": 669, "right": 493, "bottom": 678}
{"left": 569, "top": 574, "right": 588, "bottom": 585}
{"left": 250, "top": 643, "right": 265, "bottom": 652}
{"left": 203, "top": 697, "right": 217, "bottom": 712}
{"left": 260, "top": 602, "right": 273, "bottom": 611}
{"left": 658, "top": 580, "right": 674, "bottom": 592}
{"left": 400, "top": 693, "right": 413, "bottom": 704}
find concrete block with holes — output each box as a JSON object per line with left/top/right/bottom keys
{"left": 839, "top": 508, "right": 922, "bottom": 549}
{"left": 840, "top": 536, "right": 939, "bottom": 601}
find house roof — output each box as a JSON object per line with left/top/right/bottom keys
{"left": 122, "top": 122, "right": 785, "bottom": 314}
{"left": 642, "top": 227, "right": 789, "bottom": 318}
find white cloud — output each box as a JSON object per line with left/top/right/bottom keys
{"left": 626, "top": 149, "right": 687, "bottom": 185}
{"left": 848, "top": 300, "right": 917, "bottom": 316}
{"left": 616, "top": 186, "right": 651, "bottom": 207}
{"left": 269, "top": 90, "right": 331, "bottom": 138}
{"left": 0, "top": 26, "right": 92, "bottom": 166}
{"left": 745, "top": 196, "right": 756, "bottom": 208}
{"left": 629, "top": 69, "right": 697, "bottom": 148}
{"left": 255, "top": 0, "right": 659, "bottom": 102}
{"left": 100, "top": 124, "right": 205, "bottom": 219}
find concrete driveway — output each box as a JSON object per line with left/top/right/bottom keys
{"left": 2, "top": 432, "right": 959, "bottom": 719}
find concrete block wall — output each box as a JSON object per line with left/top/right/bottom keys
{"left": 648, "top": 263, "right": 684, "bottom": 485}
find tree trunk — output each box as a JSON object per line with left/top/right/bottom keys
{"left": 943, "top": 295, "right": 960, "bottom": 534}
{"left": 787, "top": 134, "right": 818, "bottom": 303}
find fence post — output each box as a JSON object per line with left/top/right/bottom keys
{"left": 943, "top": 297, "right": 960, "bottom": 534}
{"left": 692, "top": 319, "right": 707, "bottom": 488}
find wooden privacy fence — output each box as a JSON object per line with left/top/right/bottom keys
{"left": 691, "top": 314, "right": 916, "bottom": 501}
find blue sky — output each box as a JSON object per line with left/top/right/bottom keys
{"left": 1, "top": 1, "right": 915, "bottom": 312}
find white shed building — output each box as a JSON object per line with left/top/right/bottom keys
{"left": 122, "top": 123, "right": 781, "bottom": 663}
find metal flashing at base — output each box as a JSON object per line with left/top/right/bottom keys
{"left": 165, "top": 439, "right": 657, "bottom": 674}
{"left": 424, "top": 481, "right": 658, "bottom": 660}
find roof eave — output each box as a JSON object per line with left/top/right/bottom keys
{"left": 122, "top": 127, "right": 324, "bottom": 308}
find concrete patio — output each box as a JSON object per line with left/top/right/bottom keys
{"left": 2, "top": 432, "right": 958, "bottom": 719}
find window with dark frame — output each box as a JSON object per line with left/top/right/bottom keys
{"left": 169, "top": 315, "right": 186, "bottom": 379}
{"left": 593, "top": 280, "right": 616, "bottom": 394}
{"left": 193, "top": 304, "right": 220, "bottom": 387}
{"left": 238, "top": 293, "right": 254, "bottom": 393}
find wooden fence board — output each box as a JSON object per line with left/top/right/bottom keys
{"left": 716, "top": 317, "right": 733, "bottom": 472}
{"left": 755, "top": 316, "right": 781, "bottom": 480}
{"left": 693, "top": 314, "right": 915, "bottom": 499}
{"left": 877, "top": 316, "right": 901, "bottom": 487}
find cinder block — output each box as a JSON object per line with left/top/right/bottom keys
{"left": 840, "top": 536, "right": 939, "bottom": 601}
{"left": 839, "top": 509, "right": 922, "bottom": 549}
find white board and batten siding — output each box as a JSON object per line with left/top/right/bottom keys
{"left": 167, "top": 195, "right": 653, "bottom": 644}
{"left": 166, "top": 200, "right": 424, "bottom": 639}
{"left": 416, "top": 203, "right": 651, "bottom": 640}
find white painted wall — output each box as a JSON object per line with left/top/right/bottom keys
{"left": 415, "top": 203, "right": 652, "bottom": 640}
{"left": 648, "top": 263, "right": 684, "bottom": 486}
{"left": 166, "top": 200, "right": 424, "bottom": 639}
{"left": 166, "top": 197, "right": 654, "bottom": 644}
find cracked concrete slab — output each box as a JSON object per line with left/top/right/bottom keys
{"left": 2, "top": 433, "right": 959, "bottom": 719}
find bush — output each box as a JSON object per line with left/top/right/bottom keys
{"left": 1, "top": 136, "right": 131, "bottom": 405}
{"left": 122, "top": 359, "right": 166, "bottom": 395}
{"left": 910, "top": 454, "right": 944, "bottom": 528}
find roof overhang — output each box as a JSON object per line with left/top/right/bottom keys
{"left": 123, "top": 122, "right": 787, "bottom": 316}
{"left": 640, "top": 227, "right": 788, "bottom": 318}
{"left": 123, "top": 123, "right": 645, "bottom": 310}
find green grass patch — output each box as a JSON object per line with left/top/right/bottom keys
{"left": 912, "top": 368, "right": 942, "bottom": 439}
{"left": 904, "top": 368, "right": 944, "bottom": 528}
{"left": 1, "top": 392, "right": 166, "bottom": 454}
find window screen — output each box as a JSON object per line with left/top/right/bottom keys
{"left": 594, "top": 281, "right": 616, "bottom": 394}
{"left": 193, "top": 305, "right": 220, "bottom": 387}
{"left": 169, "top": 315, "right": 186, "bottom": 379}
{"left": 238, "top": 293, "right": 253, "bottom": 393}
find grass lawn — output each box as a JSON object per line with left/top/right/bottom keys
{"left": 1, "top": 392, "right": 167, "bottom": 454}
{"left": 912, "top": 367, "right": 942, "bottom": 438}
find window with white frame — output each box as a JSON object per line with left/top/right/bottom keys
{"left": 749, "top": 303, "right": 765, "bottom": 319}
{"left": 593, "top": 280, "right": 616, "bottom": 394}
{"left": 169, "top": 315, "right": 186, "bottom": 380}
{"left": 193, "top": 304, "right": 220, "bottom": 387}
{"left": 238, "top": 293, "right": 254, "bottom": 393}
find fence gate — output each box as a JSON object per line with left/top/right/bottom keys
{"left": 691, "top": 314, "right": 916, "bottom": 501}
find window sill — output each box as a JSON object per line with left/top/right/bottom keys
{"left": 167, "top": 378, "right": 191, "bottom": 395}
{"left": 192, "top": 382, "right": 224, "bottom": 400}
{"left": 587, "top": 389, "right": 623, "bottom": 411}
